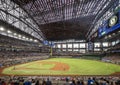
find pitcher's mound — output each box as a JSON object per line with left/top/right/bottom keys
{"left": 39, "top": 61, "right": 70, "bottom": 71}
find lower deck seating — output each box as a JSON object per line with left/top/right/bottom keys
{"left": 0, "top": 52, "right": 49, "bottom": 67}
{"left": 0, "top": 76, "right": 120, "bottom": 85}
{"left": 102, "top": 55, "right": 120, "bottom": 64}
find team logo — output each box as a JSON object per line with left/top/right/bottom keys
{"left": 109, "top": 15, "right": 118, "bottom": 27}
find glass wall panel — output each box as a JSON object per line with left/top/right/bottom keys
{"left": 62, "top": 44, "right": 66, "bottom": 48}
{"left": 57, "top": 44, "right": 61, "bottom": 48}
{"left": 103, "top": 42, "right": 108, "bottom": 47}
{"left": 80, "top": 43, "right": 85, "bottom": 48}
{"left": 73, "top": 44, "right": 79, "bottom": 48}
{"left": 68, "top": 44, "right": 72, "bottom": 48}
{"left": 94, "top": 43, "right": 100, "bottom": 47}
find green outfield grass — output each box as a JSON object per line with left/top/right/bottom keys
{"left": 2, "top": 58, "right": 120, "bottom": 75}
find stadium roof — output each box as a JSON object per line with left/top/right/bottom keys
{"left": 11, "top": 0, "right": 115, "bottom": 41}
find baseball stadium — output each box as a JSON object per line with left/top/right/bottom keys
{"left": 0, "top": 0, "right": 120, "bottom": 85}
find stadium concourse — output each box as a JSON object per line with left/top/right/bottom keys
{"left": 0, "top": 0, "right": 120, "bottom": 85}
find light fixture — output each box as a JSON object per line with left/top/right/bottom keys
{"left": 34, "top": 39, "right": 38, "bottom": 42}
{"left": 7, "top": 30, "right": 12, "bottom": 33}
{"left": 18, "top": 34, "right": 22, "bottom": 38}
{"left": 108, "top": 35, "right": 111, "bottom": 38}
{"left": 0, "top": 27, "right": 5, "bottom": 31}
{"left": 23, "top": 36, "right": 25, "bottom": 39}
{"left": 112, "top": 33, "right": 115, "bottom": 35}
{"left": 13, "top": 33, "right": 17, "bottom": 36}
{"left": 30, "top": 38, "right": 33, "bottom": 41}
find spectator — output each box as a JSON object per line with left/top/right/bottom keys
{"left": 87, "top": 78, "right": 94, "bottom": 85}
{"left": 42, "top": 79, "right": 46, "bottom": 85}
{"left": 31, "top": 79, "right": 35, "bottom": 85}
{"left": 0, "top": 79, "right": 2, "bottom": 85}
{"left": 24, "top": 80, "right": 31, "bottom": 85}
{"left": 19, "top": 80, "right": 24, "bottom": 85}
{"left": 14, "top": 80, "right": 19, "bottom": 85}
{"left": 70, "top": 80, "right": 76, "bottom": 85}
{"left": 65, "top": 78, "right": 69, "bottom": 85}
{"left": 77, "top": 79, "right": 84, "bottom": 85}
{"left": 35, "top": 80, "right": 40, "bottom": 85}
{"left": 115, "top": 79, "right": 120, "bottom": 85}
{"left": 93, "top": 77, "right": 99, "bottom": 85}
{"left": 1, "top": 81, "right": 6, "bottom": 85}
{"left": 46, "top": 78, "right": 52, "bottom": 85}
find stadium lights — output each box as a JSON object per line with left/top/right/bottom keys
{"left": 23, "top": 36, "right": 25, "bottom": 39}
{"left": 7, "top": 30, "right": 12, "bottom": 33}
{"left": 108, "top": 35, "right": 111, "bottom": 38}
{"left": 30, "top": 38, "right": 33, "bottom": 41}
{"left": 34, "top": 39, "right": 38, "bottom": 42}
{"left": 13, "top": 33, "right": 17, "bottom": 36}
{"left": 0, "top": 27, "right": 5, "bottom": 31}
{"left": 112, "top": 33, "right": 115, "bottom": 35}
{"left": 18, "top": 34, "right": 22, "bottom": 38}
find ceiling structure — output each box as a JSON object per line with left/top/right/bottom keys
{"left": 11, "top": 0, "right": 115, "bottom": 41}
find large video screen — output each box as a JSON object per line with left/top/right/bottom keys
{"left": 98, "top": 11, "right": 120, "bottom": 37}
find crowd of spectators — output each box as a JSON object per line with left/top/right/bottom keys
{"left": 107, "top": 42, "right": 120, "bottom": 52}
{"left": 0, "top": 51, "right": 49, "bottom": 67}
{"left": 102, "top": 54, "right": 120, "bottom": 65}
{"left": 0, "top": 76, "right": 120, "bottom": 85}
{"left": 52, "top": 51, "right": 83, "bottom": 56}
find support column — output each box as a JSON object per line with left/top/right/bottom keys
{"left": 78, "top": 43, "right": 80, "bottom": 53}
{"left": 66, "top": 43, "right": 68, "bottom": 52}
{"left": 72, "top": 43, "right": 74, "bottom": 52}
{"left": 85, "top": 42, "right": 87, "bottom": 53}
{"left": 61, "top": 43, "right": 62, "bottom": 52}
{"left": 100, "top": 41, "right": 103, "bottom": 53}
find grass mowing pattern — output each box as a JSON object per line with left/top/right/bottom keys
{"left": 2, "top": 58, "right": 120, "bottom": 75}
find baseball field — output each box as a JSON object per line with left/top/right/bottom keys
{"left": 2, "top": 58, "right": 120, "bottom": 76}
